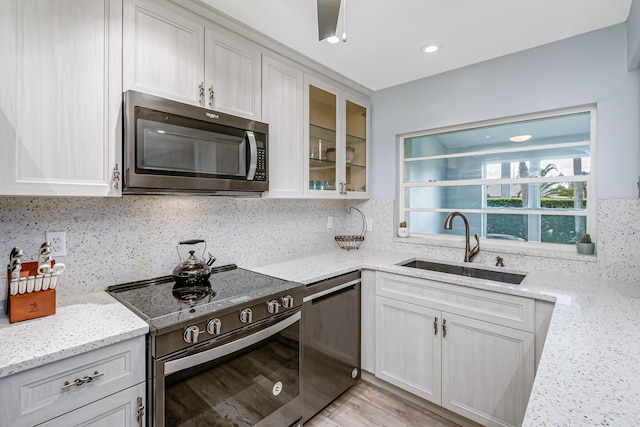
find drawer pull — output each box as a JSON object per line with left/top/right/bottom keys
{"left": 61, "top": 370, "right": 104, "bottom": 391}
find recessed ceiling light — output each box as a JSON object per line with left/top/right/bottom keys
{"left": 327, "top": 35, "right": 340, "bottom": 44}
{"left": 421, "top": 43, "right": 440, "bottom": 54}
{"left": 510, "top": 134, "right": 532, "bottom": 142}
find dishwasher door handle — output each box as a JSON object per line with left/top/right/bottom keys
{"left": 303, "top": 279, "right": 360, "bottom": 303}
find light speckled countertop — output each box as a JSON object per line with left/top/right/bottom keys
{"left": 0, "top": 291, "right": 148, "bottom": 378}
{"left": 1, "top": 248, "right": 638, "bottom": 425}
{"left": 246, "top": 249, "right": 640, "bottom": 426}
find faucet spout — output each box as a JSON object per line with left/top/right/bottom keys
{"left": 443, "top": 212, "right": 480, "bottom": 263}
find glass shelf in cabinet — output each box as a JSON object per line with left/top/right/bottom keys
{"left": 346, "top": 134, "right": 366, "bottom": 145}
{"left": 346, "top": 162, "right": 366, "bottom": 169}
{"left": 310, "top": 123, "right": 337, "bottom": 139}
{"left": 309, "top": 158, "right": 338, "bottom": 168}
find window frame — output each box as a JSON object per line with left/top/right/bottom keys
{"left": 396, "top": 105, "right": 597, "bottom": 255}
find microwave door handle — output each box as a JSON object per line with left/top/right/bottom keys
{"left": 246, "top": 131, "right": 257, "bottom": 180}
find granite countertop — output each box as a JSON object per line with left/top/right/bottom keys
{"left": 246, "top": 248, "right": 640, "bottom": 426}
{"left": 0, "top": 291, "right": 149, "bottom": 378}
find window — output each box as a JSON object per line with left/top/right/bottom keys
{"left": 398, "top": 107, "right": 594, "bottom": 247}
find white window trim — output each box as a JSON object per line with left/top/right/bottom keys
{"left": 396, "top": 105, "right": 597, "bottom": 258}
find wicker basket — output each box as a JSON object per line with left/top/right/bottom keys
{"left": 334, "top": 235, "right": 365, "bottom": 250}
{"left": 334, "top": 207, "right": 366, "bottom": 250}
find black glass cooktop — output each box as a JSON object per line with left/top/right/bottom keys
{"left": 106, "top": 264, "right": 302, "bottom": 331}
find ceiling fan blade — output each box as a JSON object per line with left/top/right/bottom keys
{"left": 317, "top": 0, "right": 341, "bottom": 41}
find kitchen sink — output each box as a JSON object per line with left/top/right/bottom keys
{"left": 400, "top": 260, "right": 526, "bottom": 285}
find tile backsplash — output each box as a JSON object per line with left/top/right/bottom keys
{"left": 0, "top": 196, "right": 350, "bottom": 298}
{"left": 2, "top": 196, "right": 638, "bottom": 302}
{"left": 351, "top": 199, "right": 640, "bottom": 283}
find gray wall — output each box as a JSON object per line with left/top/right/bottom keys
{"left": 628, "top": 0, "right": 640, "bottom": 70}
{"left": 371, "top": 23, "right": 640, "bottom": 200}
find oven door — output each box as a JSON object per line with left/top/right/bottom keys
{"left": 153, "top": 311, "right": 302, "bottom": 427}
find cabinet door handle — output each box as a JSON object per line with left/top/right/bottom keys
{"left": 198, "top": 82, "right": 205, "bottom": 105}
{"left": 112, "top": 164, "right": 120, "bottom": 189}
{"left": 136, "top": 396, "right": 145, "bottom": 427}
{"left": 339, "top": 182, "right": 347, "bottom": 195}
{"left": 61, "top": 370, "right": 104, "bottom": 391}
{"left": 442, "top": 318, "right": 447, "bottom": 338}
{"left": 209, "top": 86, "right": 214, "bottom": 107}
{"left": 434, "top": 316, "right": 438, "bottom": 335}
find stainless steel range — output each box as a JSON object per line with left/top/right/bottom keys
{"left": 107, "top": 264, "right": 304, "bottom": 427}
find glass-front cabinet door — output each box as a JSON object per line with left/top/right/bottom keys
{"left": 305, "top": 76, "right": 369, "bottom": 198}
{"left": 345, "top": 98, "right": 368, "bottom": 195}
{"left": 308, "top": 84, "right": 339, "bottom": 193}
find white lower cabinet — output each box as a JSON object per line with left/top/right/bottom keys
{"left": 37, "top": 382, "right": 145, "bottom": 427}
{"left": 0, "top": 336, "right": 145, "bottom": 427}
{"left": 376, "top": 297, "right": 441, "bottom": 403}
{"left": 375, "top": 273, "right": 535, "bottom": 427}
{"left": 441, "top": 313, "right": 534, "bottom": 427}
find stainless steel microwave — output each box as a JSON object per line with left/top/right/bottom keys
{"left": 122, "top": 90, "right": 268, "bottom": 195}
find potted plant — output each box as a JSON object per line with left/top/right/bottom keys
{"left": 398, "top": 221, "right": 409, "bottom": 238}
{"left": 577, "top": 233, "right": 595, "bottom": 255}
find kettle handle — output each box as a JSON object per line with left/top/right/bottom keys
{"left": 177, "top": 239, "right": 207, "bottom": 261}
{"left": 179, "top": 239, "right": 205, "bottom": 245}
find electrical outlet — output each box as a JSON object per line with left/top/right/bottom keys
{"left": 46, "top": 231, "right": 67, "bottom": 256}
{"left": 327, "top": 216, "right": 334, "bottom": 229}
{"left": 366, "top": 218, "right": 373, "bottom": 232}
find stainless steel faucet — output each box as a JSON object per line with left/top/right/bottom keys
{"left": 443, "top": 212, "right": 480, "bottom": 262}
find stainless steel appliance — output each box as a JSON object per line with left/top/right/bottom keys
{"left": 123, "top": 90, "right": 268, "bottom": 196}
{"left": 107, "top": 265, "right": 304, "bottom": 427}
{"left": 302, "top": 271, "right": 361, "bottom": 422}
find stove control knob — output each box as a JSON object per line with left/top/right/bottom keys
{"left": 240, "top": 308, "right": 253, "bottom": 324}
{"left": 183, "top": 325, "right": 200, "bottom": 343}
{"left": 207, "top": 318, "right": 221, "bottom": 335}
{"left": 281, "top": 295, "right": 294, "bottom": 309}
{"left": 267, "top": 299, "right": 280, "bottom": 314}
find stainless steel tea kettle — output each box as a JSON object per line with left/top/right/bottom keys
{"left": 172, "top": 239, "right": 216, "bottom": 285}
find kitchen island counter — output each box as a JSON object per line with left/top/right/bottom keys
{"left": 0, "top": 291, "right": 148, "bottom": 378}
{"left": 247, "top": 249, "right": 640, "bottom": 426}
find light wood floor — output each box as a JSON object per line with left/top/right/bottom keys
{"left": 305, "top": 381, "right": 461, "bottom": 427}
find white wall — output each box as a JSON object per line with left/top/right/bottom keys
{"left": 371, "top": 23, "right": 640, "bottom": 200}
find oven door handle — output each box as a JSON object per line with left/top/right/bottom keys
{"left": 164, "top": 311, "right": 300, "bottom": 376}
{"left": 246, "top": 130, "right": 257, "bottom": 181}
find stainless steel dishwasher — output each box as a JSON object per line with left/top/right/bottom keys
{"left": 302, "top": 270, "right": 361, "bottom": 423}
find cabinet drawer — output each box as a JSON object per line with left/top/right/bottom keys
{"left": 0, "top": 336, "right": 145, "bottom": 427}
{"left": 37, "top": 382, "right": 145, "bottom": 427}
{"left": 376, "top": 272, "right": 534, "bottom": 332}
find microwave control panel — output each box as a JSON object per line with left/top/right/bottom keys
{"left": 254, "top": 145, "right": 267, "bottom": 181}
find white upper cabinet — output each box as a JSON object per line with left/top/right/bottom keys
{"left": 204, "top": 28, "right": 262, "bottom": 120}
{"left": 304, "top": 75, "right": 370, "bottom": 199}
{"left": 123, "top": 0, "right": 204, "bottom": 106}
{"left": 0, "top": 0, "right": 122, "bottom": 196}
{"left": 262, "top": 54, "right": 305, "bottom": 198}
{"left": 124, "top": 0, "right": 262, "bottom": 120}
